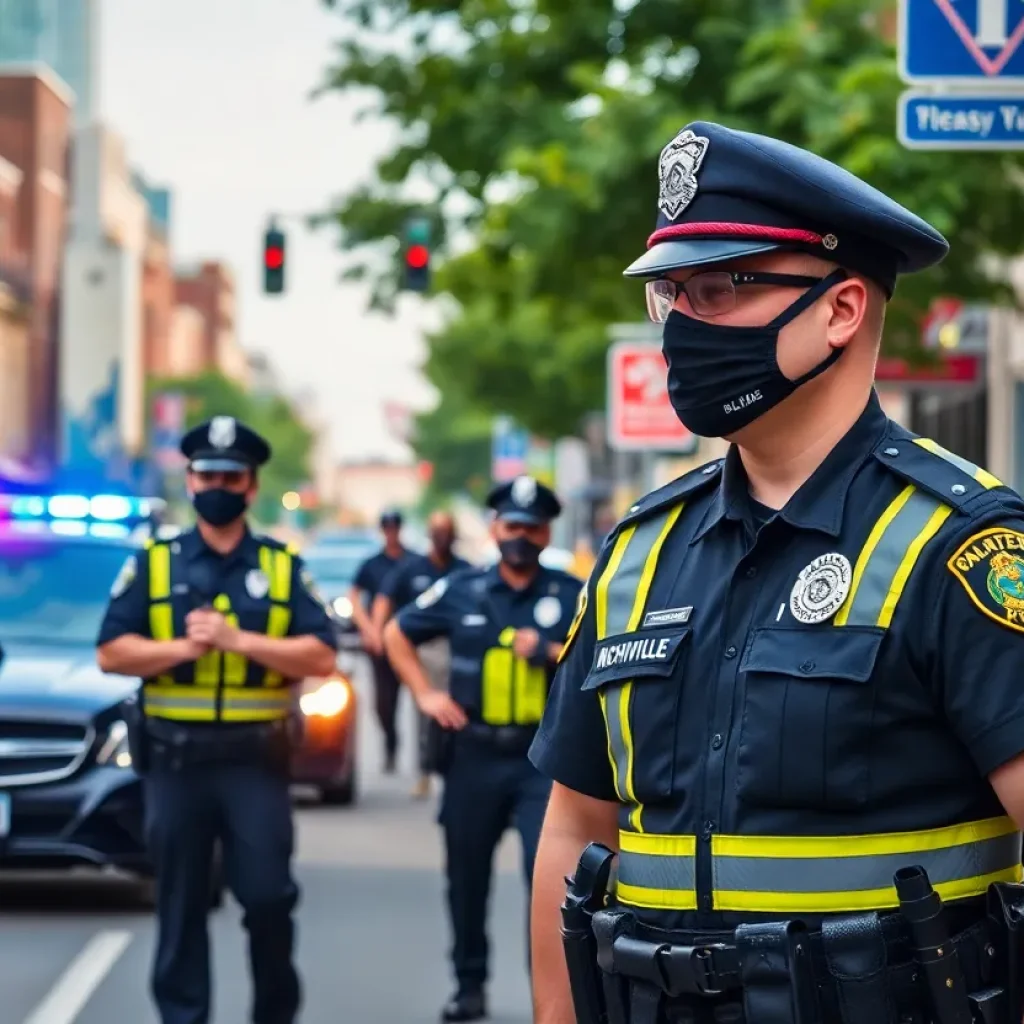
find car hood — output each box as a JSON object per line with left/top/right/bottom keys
{"left": 0, "top": 643, "right": 136, "bottom": 722}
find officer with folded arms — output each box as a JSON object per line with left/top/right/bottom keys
{"left": 96, "top": 415, "right": 337, "bottom": 1024}
{"left": 384, "top": 476, "right": 582, "bottom": 1022}
{"left": 530, "top": 122, "right": 1024, "bottom": 1024}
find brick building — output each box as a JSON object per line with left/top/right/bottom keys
{"left": 173, "top": 260, "right": 249, "bottom": 386}
{"left": 0, "top": 65, "right": 71, "bottom": 463}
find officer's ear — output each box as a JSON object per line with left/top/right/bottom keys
{"left": 825, "top": 275, "right": 870, "bottom": 352}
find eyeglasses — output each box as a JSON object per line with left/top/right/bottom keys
{"left": 645, "top": 271, "right": 826, "bottom": 323}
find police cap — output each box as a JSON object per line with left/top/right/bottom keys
{"left": 180, "top": 416, "right": 271, "bottom": 472}
{"left": 486, "top": 476, "right": 562, "bottom": 525}
{"left": 624, "top": 121, "right": 949, "bottom": 297}
{"left": 379, "top": 507, "right": 403, "bottom": 527}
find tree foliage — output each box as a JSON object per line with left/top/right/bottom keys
{"left": 318, "top": 0, "right": 1024, "bottom": 443}
{"left": 148, "top": 372, "right": 314, "bottom": 523}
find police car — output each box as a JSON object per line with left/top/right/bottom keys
{"left": 0, "top": 492, "right": 169, "bottom": 900}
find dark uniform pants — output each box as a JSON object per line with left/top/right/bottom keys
{"left": 439, "top": 734, "right": 552, "bottom": 992}
{"left": 144, "top": 762, "right": 300, "bottom": 1024}
{"left": 371, "top": 653, "right": 402, "bottom": 760}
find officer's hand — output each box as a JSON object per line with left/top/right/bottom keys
{"left": 186, "top": 609, "right": 241, "bottom": 652}
{"left": 418, "top": 690, "right": 468, "bottom": 730}
{"left": 178, "top": 637, "right": 212, "bottom": 662}
{"left": 512, "top": 628, "right": 541, "bottom": 659}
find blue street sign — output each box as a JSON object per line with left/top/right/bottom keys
{"left": 900, "top": 0, "right": 1024, "bottom": 82}
{"left": 899, "top": 91, "right": 1024, "bottom": 147}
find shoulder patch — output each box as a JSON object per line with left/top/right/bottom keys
{"left": 947, "top": 527, "right": 1024, "bottom": 633}
{"left": 557, "top": 586, "right": 589, "bottom": 664}
{"left": 110, "top": 555, "right": 137, "bottom": 598}
{"left": 415, "top": 576, "right": 449, "bottom": 609}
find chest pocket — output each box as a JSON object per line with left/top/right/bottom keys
{"left": 481, "top": 627, "right": 546, "bottom": 725}
{"left": 736, "top": 625, "right": 885, "bottom": 811}
{"left": 582, "top": 627, "right": 692, "bottom": 808}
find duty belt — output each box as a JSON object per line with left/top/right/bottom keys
{"left": 145, "top": 718, "right": 294, "bottom": 769}
{"left": 460, "top": 722, "right": 537, "bottom": 755}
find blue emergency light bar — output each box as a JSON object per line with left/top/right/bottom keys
{"left": 0, "top": 494, "right": 156, "bottom": 523}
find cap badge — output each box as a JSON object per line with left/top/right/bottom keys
{"left": 511, "top": 476, "right": 537, "bottom": 508}
{"left": 658, "top": 129, "right": 709, "bottom": 220}
{"left": 822, "top": 233, "right": 838, "bottom": 251}
{"left": 209, "top": 416, "right": 236, "bottom": 449}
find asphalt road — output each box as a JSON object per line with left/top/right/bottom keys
{"left": 0, "top": 662, "right": 534, "bottom": 1024}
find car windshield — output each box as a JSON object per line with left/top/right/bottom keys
{"left": 302, "top": 547, "right": 372, "bottom": 588}
{"left": 0, "top": 541, "right": 132, "bottom": 645}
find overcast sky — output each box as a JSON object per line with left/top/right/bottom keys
{"left": 99, "top": 0, "right": 437, "bottom": 462}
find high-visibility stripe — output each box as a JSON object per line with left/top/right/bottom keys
{"left": 214, "top": 593, "right": 248, "bottom": 684}
{"left": 260, "top": 546, "right": 293, "bottom": 687}
{"left": 915, "top": 436, "right": 1003, "bottom": 489}
{"left": 143, "top": 684, "right": 292, "bottom": 722}
{"left": 617, "top": 831, "right": 697, "bottom": 911}
{"left": 147, "top": 544, "right": 175, "bottom": 686}
{"left": 595, "top": 505, "right": 684, "bottom": 833}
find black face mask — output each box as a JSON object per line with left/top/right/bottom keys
{"left": 499, "top": 537, "right": 543, "bottom": 570}
{"left": 661, "top": 269, "right": 847, "bottom": 438}
{"left": 192, "top": 488, "right": 248, "bottom": 527}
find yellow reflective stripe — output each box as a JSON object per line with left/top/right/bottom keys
{"left": 514, "top": 658, "right": 546, "bottom": 724}
{"left": 595, "top": 528, "right": 633, "bottom": 640}
{"left": 877, "top": 501, "right": 951, "bottom": 627}
{"left": 915, "top": 436, "right": 1003, "bottom": 489}
{"left": 149, "top": 543, "right": 171, "bottom": 599}
{"left": 150, "top": 603, "right": 174, "bottom": 641}
{"left": 482, "top": 647, "right": 514, "bottom": 725}
{"left": 214, "top": 594, "right": 248, "bottom": 685}
{"left": 143, "top": 683, "right": 219, "bottom": 722}
{"left": 617, "top": 830, "right": 698, "bottom": 911}
{"left": 260, "top": 546, "right": 293, "bottom": 602}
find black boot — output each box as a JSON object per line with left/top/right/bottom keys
{"left": 440, "top": 989, "right": 487, "bottom": 1022}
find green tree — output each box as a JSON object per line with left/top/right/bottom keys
{"left": 319, "top": 0, "right": 1024, "bottom": 438}
{"left": 148, "top": 372, "right": 315, "bottom": 523}
{"left": 413, "top": 390, "right": 494, "bottom": 504}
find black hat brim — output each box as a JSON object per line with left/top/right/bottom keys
{"left": 499, "top": 511, "right": 549, "bottom": 525}
{"left": 190, "top": 456, "right": 251, "bottom": 472}
{"left": 623, "top": 238, "right": 784, "bottom": 278}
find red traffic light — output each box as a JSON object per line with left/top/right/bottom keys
{"left": 406, "top": 244, "right": 429, "bottom": 269}
{"left": 265, "top": 246, "right": 284, "bottom": 270}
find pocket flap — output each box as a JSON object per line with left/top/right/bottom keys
{"left": 740, "top": 626, "right": 885, "bottom": 683}
{"left": 581, "top": 627, "right": 691, "bottom": 690}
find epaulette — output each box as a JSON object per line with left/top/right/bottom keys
{"left": 872, "top": 423, "right": 1008, "bottom": 515}
{"left": 617, "top": 458, "right": 724, "bottom": 529}
{"left": 255, "top": 534, "right": 298, "bottom": 554}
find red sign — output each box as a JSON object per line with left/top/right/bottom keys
{"left": 607, "top": 343, "right": 696, "bottom": 452}
{"left": 874, "top": 353, "right": 980, "bottom": 384}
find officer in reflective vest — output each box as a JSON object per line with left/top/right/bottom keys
{"left": 384, "top": 476, "right": 583, "bottom": 1022}
{"left": 96, "top": 415, "right": 337, "bottom": 1024}
{"left": 529, "top": 121, "right": 1024, "bottom": 1024}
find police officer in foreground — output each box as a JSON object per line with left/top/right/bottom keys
{"left": 529, "top": 121, "right": 1024, "bottom": 1024}
{"left": 372, "top": 509, "right": 472, "bottom": 797}
{"left": 348, "top": 507, "right": 411, "bottom": 771}
{"left": 384, "top": 477, "right": 583, "bottom": 1022}
{"left": 96, "top": 416, "right": 337, "bottom": 1024}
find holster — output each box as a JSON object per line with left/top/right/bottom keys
{"left": 561, "top": 843, "right": 616, "bottom": 1024}
{"left": 985, "top": 881, "right": 1024, "bottom": 1024}
{"left": 121, "top": 687, "right": 150, "bottom": 776}
{"left": 735, "top": 920, "right": 820, "bottom": 1024}
{"left": 422, "top": 720, "right": 455, "bottom": 775}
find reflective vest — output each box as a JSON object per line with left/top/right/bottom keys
{"left": 480, "top": 626, "right": 547, "bottom": 726}
{"left": 594, "top": 438, "right": 1023, "bottom": 915}
{"left": 143, "top": 539, "right": 296, "bottom": 723}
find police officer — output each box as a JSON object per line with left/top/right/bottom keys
{"left": 96, "top": 415, "right": 337, "bottom": 1024}
{"left": 372, "top": 510, "right": 472, "bottom": 797}
{"left": 348, "top": 507, "right": 411, "bottom": 772}
{"left": 384, "top": 476, "right": 583, "bottom": 1022}
{"left": 529, "top": 121, "right": 1024, "bottom": 1024}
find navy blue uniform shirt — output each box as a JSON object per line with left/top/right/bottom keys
{"left": 396, "top": 563, "right": 583, "bottom": 719}
{"left": 379, "top": 551, "right": 472, "bottom": 615}
{"left": 353, "top": 548, "right": 411, "bottom": 604}
{"left": 97, "top": 527, "right": 336, "bottom": 651}
{"left": 531, "top": 393, "right": 1024, "bottom": 929}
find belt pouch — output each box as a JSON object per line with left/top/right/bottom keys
{"left": 987, "top": 882, "right": 1024, "bottom": 1022}
{"left": 593, "top": 910, "right": 632, "bottom": 1024}
{"left": 735, "top": 920, "right": 820, "bottom": 1024}
{"left": 821, "top": 912, "right": 896, "bottom": 1024}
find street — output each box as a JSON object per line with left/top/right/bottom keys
{"left": 0, "top": 663, "right": 534, "bottom": 1024}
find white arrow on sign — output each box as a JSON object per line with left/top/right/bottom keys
{"left": 976, "top": 0, "right": 1022, "bottom": 47}
{"left": 623, "top": 354, "right": 665, "bottom": 403}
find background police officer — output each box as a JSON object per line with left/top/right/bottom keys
{"left": 384, "top": 476, "right": 582, "bottom": 1022}
{"left": 96, "top": 415, "right": 337, "bottom": 1024}
{"left": 372, "top": 509, "right": 471, "bottom": 798}
{"left": 529, "top": 121, "right": 1024, "bottom": 1024}
{"left": 348, "top": 507, "right": 411, "bottom": 772}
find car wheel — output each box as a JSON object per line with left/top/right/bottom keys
{"left": 321, "top": 769, "right": 357, "bottom": 806}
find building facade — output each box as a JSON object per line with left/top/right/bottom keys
{"left": 174, "top": 260, "right": 249, "bottom": 386}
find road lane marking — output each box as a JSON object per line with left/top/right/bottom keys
{"left": 21, "top": 930, "right": 133, "bottom": 1024}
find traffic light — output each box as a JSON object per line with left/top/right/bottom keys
{"left": 401, "top": 217, "right": 431, "bottom": 292}
{"left": 263, "top": 226, "right": 286, "bottom": 294}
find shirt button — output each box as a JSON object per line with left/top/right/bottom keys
{"left": 724, "top": 646, "right": 738, "bottom": 659}
{"left": 711, "top": 733, "right": 723, "bottom": 750}
{"left": 745, "top": 566, "right": 757, "bottom": 579}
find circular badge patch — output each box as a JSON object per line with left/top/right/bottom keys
{"left": 534, "top": 595, "right": 562, "bottom": 629}
{"left": 412, "top": 574, "right": 432, "bottom": 594}
{"left": 110, "top": 555, "right": 137, "bottom": 598}
{"left": 789, "top": 552, "right": 852, "bottom": 624}
{"left": 416, "top": 577, "right": 448, "bottom": 609}
{"left": 245, "top": 568, "right": 270, "bottom": 599}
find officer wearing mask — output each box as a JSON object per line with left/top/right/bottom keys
{"left": 348, "top": 508, "right": 410, "bottom": 772}
{"left": 96, "top": 416, "right": 337, "bottom": 1024}
{"left": 384, "top": 477, "right": 582, "bottom": 1022}
{"left": 529, "top": 121, "right": 1024, "bottom": 1024}
{"left": 372, "top": 510, "right": 472, "bottom": 798}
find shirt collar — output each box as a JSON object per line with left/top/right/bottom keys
{"left": 485, "top": 562, "right": 545, "bottom": 595}
{"left": 693, "top": 390, "right": 888, "bottom": 542}
{"left": 180, "top": 526, "right": 261, "bottom": 566}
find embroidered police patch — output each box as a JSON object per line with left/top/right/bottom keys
{"left": 415, "top": 577, "right": 448, "bottom": 609}
{"left": 245, "top": 568, "right": 270, "bottom": 599}
{"left": 789, "top": 552, "right": 852, "bottom": 625}
{"left": 110, "top": 555, "right": 137, "bottom": 598}
{"left": 947, "top": 527, "right": 1024, "bottom": 634}
{"left": 557, "top": 587, "right": 588, "bottom": 663}
{"left": 534, "top": 595, "right": 562, "bottom": 629}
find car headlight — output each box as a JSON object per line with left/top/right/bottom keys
{"left": 332, "top": 596, "right": 353, "bottom": 619}
{"left": 96, "top": 719, "right": 133, "bottom": 768}
{"left": 300, "top": 678, "right": 352, "bottom": 718}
